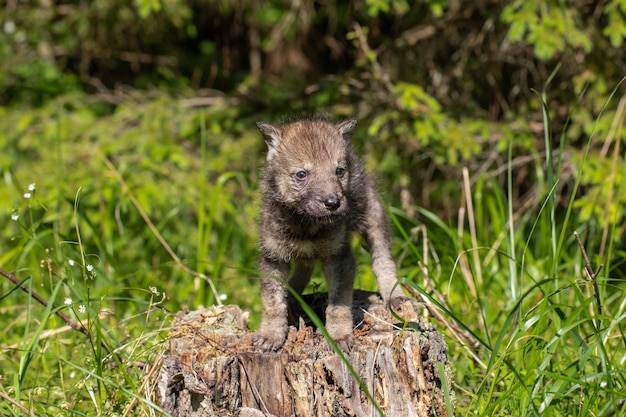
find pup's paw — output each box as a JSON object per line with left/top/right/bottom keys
{"left": 335, "top": 334, "right": 354, "bottom": 353}
{"left": 252, "top": 330, "right": 287, "bottom": 352}
{"left": 389, "top": 295, "right": 420, "bottom": 323}
{"left": 326, "top": 330, "right": 354, "bottom": 353}
{"left": 389, "top": 295, "right": 413, "bottom": 310}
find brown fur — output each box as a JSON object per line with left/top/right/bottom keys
{"left": 253, "top": 117, "right": 404, "bottom": 352}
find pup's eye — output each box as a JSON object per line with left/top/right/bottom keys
{"left": 335, "top": 167, "right": 346, "bottom": 176}
{"left": 295, "top": 170, "right": 308, "bottom": 180}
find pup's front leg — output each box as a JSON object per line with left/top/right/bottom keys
{"left": 323, "top": 243, "right": 356, "bottom": 352}
{"left": 363, "top": 193, "right": 406, "bottom": 305}
{"left": 253, "top": 256, "right": 290, "bottom": 351}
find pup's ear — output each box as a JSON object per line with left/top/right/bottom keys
{"left": 256, "top": 122, "right": 282, "bottom": 161}
{"left": 335, "top": 118, "right": 357, "bottom": 141}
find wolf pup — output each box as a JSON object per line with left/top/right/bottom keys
{"left": 253, "top": 117, "right": 405, "bottom": 352}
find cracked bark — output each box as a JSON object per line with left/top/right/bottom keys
{"left": 158, "top": 292, "right": 454, "bottom": 417}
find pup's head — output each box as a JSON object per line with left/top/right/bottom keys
{"left": 257, "top": 118, "right": 357, "bottom": 221}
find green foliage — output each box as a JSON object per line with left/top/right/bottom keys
{"left": 604, "top": 0, "right": 626, "bottom": 47}
{"left": 134, "top": 0, "right": 162, "bottom": 18}
{"left": 3, "top": 85, "right": 626, "bottom": 416}
{"left": 502, "top": 1, "right": 593, "bottom": 60}
{"left": 1, "top": 93, "right": 260, "bottom": 308}
{"left": 0, "top": 94, "right": 265, "bottom": 414}
{"left": 2, "top": 1, "right": 626, "bottom": 416}
{"left": 365, "top": 0, "right": 410, "bottom": 16}
{"left": 574, "top": 151, "right": 626, "bottom": 225}
{"left": 1, "top": 0, "right": 196, "bottom": 105}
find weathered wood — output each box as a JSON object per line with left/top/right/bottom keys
{"left": 158, "top": 293, "right": 454, "bottom": 417}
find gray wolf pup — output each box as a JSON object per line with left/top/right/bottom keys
{"left": 253, "top": 117, "right": 405, "bottom": 351}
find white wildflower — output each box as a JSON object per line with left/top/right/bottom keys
{"left": 68, "top": 259, "right": 75, "bottom": 266}
{"left": 86, "top": 264, "right": 93, "bottom": 272}
{"left": 64, "top": 297, "right": 72, "bottom": 306}
{"left": 219, "top": 293, "right": 228, "bottom": 301}
{"left": 28, "top": 183, "right": 36, "bottom": 191}
{"left": 78, "top": 305, "right": 86, "bottom": 314}
{"left": 11, "top": 213, "right": 19, "bottom": 221}
{"left": 4, "top": 20, "right": 16, "bottom": 35}
{"left": 23, "top": 192, "right": 31, "bottom": 199}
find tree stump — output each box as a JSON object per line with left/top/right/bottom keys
{"left": 158, "top": 292, "right": 454, "bottom": 417}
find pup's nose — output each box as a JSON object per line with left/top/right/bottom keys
{"left": 323, "top": 196, "right": 341, "bottom": 211}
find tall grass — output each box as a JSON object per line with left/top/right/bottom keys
{"left": 0, "top": 98, "right": 259, "bottom": 416}
{"left": 1, "top": 183, "right": 171, "bottom": 416}
{"left": 390, "top": 83, "right": 626, "bottom": 416}
{"left": 1, "top": 89, "right": 625, "bottom": 416}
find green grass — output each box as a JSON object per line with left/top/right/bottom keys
{"left": 386, "top": 83, "right": 626, "bottom": 416}
{"left": 1, "top": 91, "right": 626, "bottom": 416}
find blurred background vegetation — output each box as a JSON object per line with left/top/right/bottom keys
{"left": 2, "top": 0, "right": 625, "bottom": 208}
{"left": 1, "top": 0, "right": 626, "bottom": 415}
